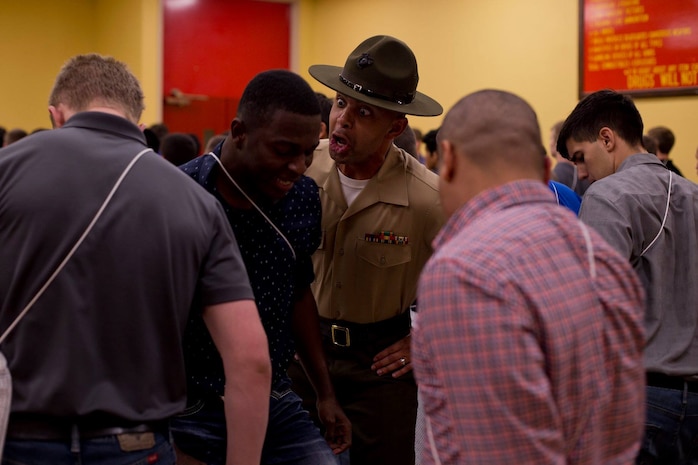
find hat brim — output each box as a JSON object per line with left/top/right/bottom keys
{"left": 309, "top": 64, "right": 443, "bottom": 117}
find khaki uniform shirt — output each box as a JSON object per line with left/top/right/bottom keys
{"left": 306, "top": 140, "right": 445, "bottom": 323}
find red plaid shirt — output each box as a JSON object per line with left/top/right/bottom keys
{"left": 413, "top": 180, "right": 645, "bottom": 465}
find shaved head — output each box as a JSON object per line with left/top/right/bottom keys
{"left": 437, "top": 90, "right": 548, "bottom": 217}
{"left": 439, "top": 89, "right": 545, "bottom": 175}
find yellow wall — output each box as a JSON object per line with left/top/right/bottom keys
{"left": 0, "top": 1, "right": 95, "bottom": 131}
{"left": 0, "top": 0, "right": 161, "bottom": 131}
{"left": 1, "top": 0, "right": 695, "bottom": 181}
{"left": 296, "top": 0, "right": 698, "bottom": 182}
{"left": 93, "top": 0, "right": 163, "bottom": 123}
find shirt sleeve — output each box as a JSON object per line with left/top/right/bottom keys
{"left": 198, "top": 202, "right": 255, "bottom": 306}
{"left": 579, "top": 191, "right": 634, "bottom": 261}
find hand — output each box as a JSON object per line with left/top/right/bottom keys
{"left": 371, "top": 334, "right": 412, "bottom": 378}
{"left": 317, "top": 397, "right": 352, "bottom": 454}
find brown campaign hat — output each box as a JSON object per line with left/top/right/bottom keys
{"left": 309, "top": 35, "right": 443, "bottom": 117}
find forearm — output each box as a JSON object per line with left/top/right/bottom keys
{"left": 224, "top": 368, "right": 270, "bottom": 465}
{"left": 202, "top": 300, "right": 272, "bottom": 465}
{"left": 292, "top": 287, "right": 352, "bottom": 453}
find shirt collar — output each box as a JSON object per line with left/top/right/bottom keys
{"left": 616, "top": 152, "right": 667, "bottom": 173}
{"left": 63, "top": 111, "right": 147, "bottom": 146}
{"left": 196, "top": 149, "right": 220, "bottom": 190}
{"left": 364, "top": 144, "right": 410, "bottom": 206}
{"left": 435, "top": 180, "right": 555, "bottom": 248}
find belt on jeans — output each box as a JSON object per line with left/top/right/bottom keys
{"left": 7, "top": 414, "right": 169, "bottom": 441}
{"left": 319, "top": 311, "right": 410, "bottom": 349}
{"left": 646, "top": 372, "right": 698, "bottom": 393}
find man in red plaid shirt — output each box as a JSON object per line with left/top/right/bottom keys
{"left": 411, "top": 89, "right": 646, "bottom": 465}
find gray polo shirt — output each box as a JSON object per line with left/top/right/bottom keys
{"left": 0, "top": 112, "right": 254, "bottom": 420}
{"left": 579, "top": 153, "right": 698, "bottom": 380}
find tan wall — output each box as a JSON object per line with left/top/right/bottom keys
{"left": 0, "top": 0, "right": 695, "bottom": 181}
{"left": 94, "top": 0, "right": 163, "bottom": 124}
{"left": 296, "top": 0, "right": 698, "bottom": 182}
{"left": 0, "top": 1, "right": 96, "bottom": 131}
{"left": 0, "top": 0, "right": 161, "bottom": 131}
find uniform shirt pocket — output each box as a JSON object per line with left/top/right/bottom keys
{"left": 356, "top": 240, "right": 412, "bottom": 268}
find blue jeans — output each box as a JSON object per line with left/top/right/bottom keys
{"left": 171, "top": 381, "right": 339, "bottom": 465}
{"left": 2, "top": 432, "right": 174, "bottom": 465}
{"left": 636, "top": 385, "right": 698, "bottom": 464}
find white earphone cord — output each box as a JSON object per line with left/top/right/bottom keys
{"left": 0, "top": 148, "right": 152, "bottom": 344}
{"left": 208, "top": 152, "right": 296, "bottom": 260}
{"left": 640, "top": 171, "right": 672, "bottom": 257}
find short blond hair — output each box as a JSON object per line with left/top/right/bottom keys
{"left": 49, "top": 54, "right": 144, "bottom": 122}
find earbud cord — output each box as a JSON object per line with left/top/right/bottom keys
{"left": 640, "top": 170, "right": 672, "bottom": 257}
{"left": 208, "top": 152, "right": 296, "bottom": 260}
{"left": 0, "top": 148, "right": 152, "bottom": 344}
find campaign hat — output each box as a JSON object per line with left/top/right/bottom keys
{"left": 309, "top": 35, "right": 442, "bottom": 117}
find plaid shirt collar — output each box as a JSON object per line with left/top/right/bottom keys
{"left": 435, "top": 179, "right": 555, "bottom": 250}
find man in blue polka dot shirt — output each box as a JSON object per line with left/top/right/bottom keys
{"left": 171, "top": 70, "right": 350, "bottom": 465}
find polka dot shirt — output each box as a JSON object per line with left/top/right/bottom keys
{"left": 180, "top": 152, "right": 321, "bottom": 395}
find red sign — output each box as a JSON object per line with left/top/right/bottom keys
{"left": 580, "top": 0, "right": 698, "bottom": 97}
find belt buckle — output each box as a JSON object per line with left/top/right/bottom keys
{"left": 331, "top": 324, "right": 351, "bottom": 347}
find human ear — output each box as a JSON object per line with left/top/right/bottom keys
{"left": 388, "top": 117, "right": 408, "bottom": 139}
{"left": 229, "top": 118, "right": 246, "bottom": 148}
{"left": 598, "top": 127, "right": 616, "bottom": 151}
{"left": 48, "top": 105, "right": 66, "bottom": 129}
{"left": 439, "top": 140, "right": 456, "bottom": 183}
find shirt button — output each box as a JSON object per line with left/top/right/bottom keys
{"left": 335, "top": 281, "right": 342, "bottom": 289}
{"left": 380, "top": 256, "right": 387, "bottom": 265}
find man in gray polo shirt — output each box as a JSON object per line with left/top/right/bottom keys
{"left": 0, "top": 54, "right": 271, "bottom": 465}
{"left": 558, "top": 89, "right": 698, "bottom": 465}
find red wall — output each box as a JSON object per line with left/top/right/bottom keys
{"left": 162, "top": 0, "right": 290, "bottom": 149}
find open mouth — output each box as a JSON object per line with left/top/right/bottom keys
{"left": 273, "top": 177, "right": 296, "bottom": 195}
{"left": 330, "top": 133, "right": 350, "bottom": 154}
{"left": 276, "top": 177, "right": 294, "bottom": 188}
